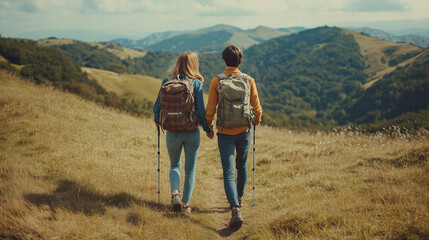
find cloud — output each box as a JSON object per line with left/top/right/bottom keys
{"left": 1, "top": 0, "right": 428, "bottom": 40}
{"left": 4, "top": 0, "right": 45, "bottom": 13}
{"left": 345, "top": 0, "right": 406, "bottom": 12}
{"left": 1, "top": 0, "right": 83, "bottom": 13}
{"left": 81, "top": 0, "right": 165, "bottom": 14}
{"left": 282, "top": 0, "right": 347, "bottom": 11}
{"left": 78, "top": 0, "right": 289, "bottom": 17}
{"left": 194, "top": 0, "right": 288, "bottom": 14}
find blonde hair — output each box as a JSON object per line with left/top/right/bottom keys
{"left": 168, "top": 51, "right": 204, "bottom": 82}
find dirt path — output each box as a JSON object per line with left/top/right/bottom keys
{"left": 177, "top": 141, "right": 252, "bottom": 239}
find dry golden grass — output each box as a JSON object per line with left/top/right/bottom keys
{"left": 83, "top": 67, "right": 209, "bottom": 104}
{"left": 0, "top": 55, "right": 24, "bottom": 71}
{"left": 1, "top": 70, "right": 428, "bottom": 239}
{"left": 82, "top": 67, "right": 161, "bottom": 101}
{"left": 0, "top": 55, "right": 8, "bottom": 62}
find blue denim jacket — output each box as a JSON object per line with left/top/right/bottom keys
{"left": 153, "top": 74, "right": 211, "bottom": 133}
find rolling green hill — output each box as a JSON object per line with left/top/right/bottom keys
{"left": 344, "top": 29, "right": 423, "bottom": 88}
{"left": 0, "top": 37, "right": 153, "bottom": 118}
{"left": 241, "top": 27, "right": 367, "bottom": 128}
{"left": 340, "top": 50, "right": 429, "bottom": 127}
{"left": 237, "top": 26, "right": 429, "bottom": 129}
{"left": 39, "top": 39, "right": 180, "bottom": 78}
{"left": 82, "top": 67, "right": 162, "bottom": 102}
{"left": 38, "top": 38, "right": 147, "bottom": 60}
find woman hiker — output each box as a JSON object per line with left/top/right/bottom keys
{"left": 153, "top": 51, "right": 214, "bottom": 213}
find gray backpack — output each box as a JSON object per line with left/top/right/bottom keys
{"left": 216, "top": 73, "right": 254, "bottom": 128}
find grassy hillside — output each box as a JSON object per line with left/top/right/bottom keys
{"left": 1, "top": 70, "right": 428, "bottom": 239}
{"left": 82, "top": 67, "right": 161, "bottom": 102}
{"left": 344, "top": 29, "right": 423, "bottom": 88}
{"left": 234, "top": 27, "right": 429, "bottom": 129}
{"left": 83, "top": 67, "right": 210, "bottom": 108}
{"left": 340, "top": 49, "right": 429, "bottom": 126}
{"left": 241, "top": 26, "right": 367, "bottom": 128}
{"left": 0, "top": 37, "right": 154, "bottom": 118}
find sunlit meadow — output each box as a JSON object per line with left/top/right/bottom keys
{"left": 1, "top": 71, "right": 428, "bottom": 239}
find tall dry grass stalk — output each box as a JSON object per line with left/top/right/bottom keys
{"left": 1, "top": 70, "right": 428, "bottom": 239}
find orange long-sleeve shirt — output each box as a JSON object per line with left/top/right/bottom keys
{"left": 205, "top": 67, "right": 263, "bottom": 135}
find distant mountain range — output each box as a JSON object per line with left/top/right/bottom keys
{"left": 109, "top": 24, "right": 305, "bottom": 52}
{"left": 350, "top": 27, "right": 429, "bottom": 48}
{"left": 110, "top": 30, "right": 187, "bottom": 50}
{"left": 108, "top": 24, "right": 429, "bottom": 53}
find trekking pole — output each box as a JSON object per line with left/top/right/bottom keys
{"left": 251, "top": 125, "right": 256, "bottom": 207}
{"left": 157, "top": 125, "right": 160, "bottom": 205}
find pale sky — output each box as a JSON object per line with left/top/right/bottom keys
{"left": 1, "top": 0, "right": 429, "bottom": 40}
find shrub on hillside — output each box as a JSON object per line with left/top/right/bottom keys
{"left": 0, "top": 61, "right": 19, "bottom": 75}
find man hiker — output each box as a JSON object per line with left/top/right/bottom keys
{"left": 205, "top": 45, "right": 263, "bottom": 228}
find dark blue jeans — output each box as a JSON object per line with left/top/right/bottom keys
{"left": 217, "top": 130, "right": 250, "bottom": 208}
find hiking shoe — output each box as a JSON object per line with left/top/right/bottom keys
{"left": 182, "top": 205, "right": 192, "bottom": 213}
{"left": 171, "top": 193, "right": 181, "bottom": 212}
{"left": 229, "top": 207, "right": 243, "bottom": 228}
{"left": 238, "top": 197, "right": 243, "bottom": 208}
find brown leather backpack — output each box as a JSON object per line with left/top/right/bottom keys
{"left": 159, "top": 76, "right": 199, "bottom": 132}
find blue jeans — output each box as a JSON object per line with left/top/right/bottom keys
{"left": 217, "top": 130, "right": 250, "bottom": 208}
{"left": 166, "top": 128, "right": 200, "bottom": 204}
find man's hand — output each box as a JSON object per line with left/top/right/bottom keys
{"left": 207, "top": 130, "right": 214, "bottom": 139}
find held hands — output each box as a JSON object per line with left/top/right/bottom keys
{"left": 206, "top": 129, "right": 214, "bottom": 139}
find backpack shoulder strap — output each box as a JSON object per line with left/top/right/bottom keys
{"left": 238, "top": 73, "right": 248, "bottom": 78}
{"left": 218, "top": 73, "right": 248, "bottom": 80}
{"left": 165, "top": 76, "right": 177, "bottom": 82}
{"left": 217, "top": 73, "right": 228, "bottom": 80}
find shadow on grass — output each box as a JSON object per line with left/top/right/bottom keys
{"left": 162, "top": 210, "right": 240, "bottom": 238}
{"left": 193, "top": 206, "right": 230, "bottom": 214}
{"left": 24, "top": 179, "right": 238, "bottom": 238}
{"left": 218, "top": 226, "right": 241, "bottom": 237}
{"left": 24, "top": 179, "right": 166, "bottom": 215}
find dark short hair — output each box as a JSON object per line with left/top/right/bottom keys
{"left": 222, "top": 45, "right": 243, "bottom": 67}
